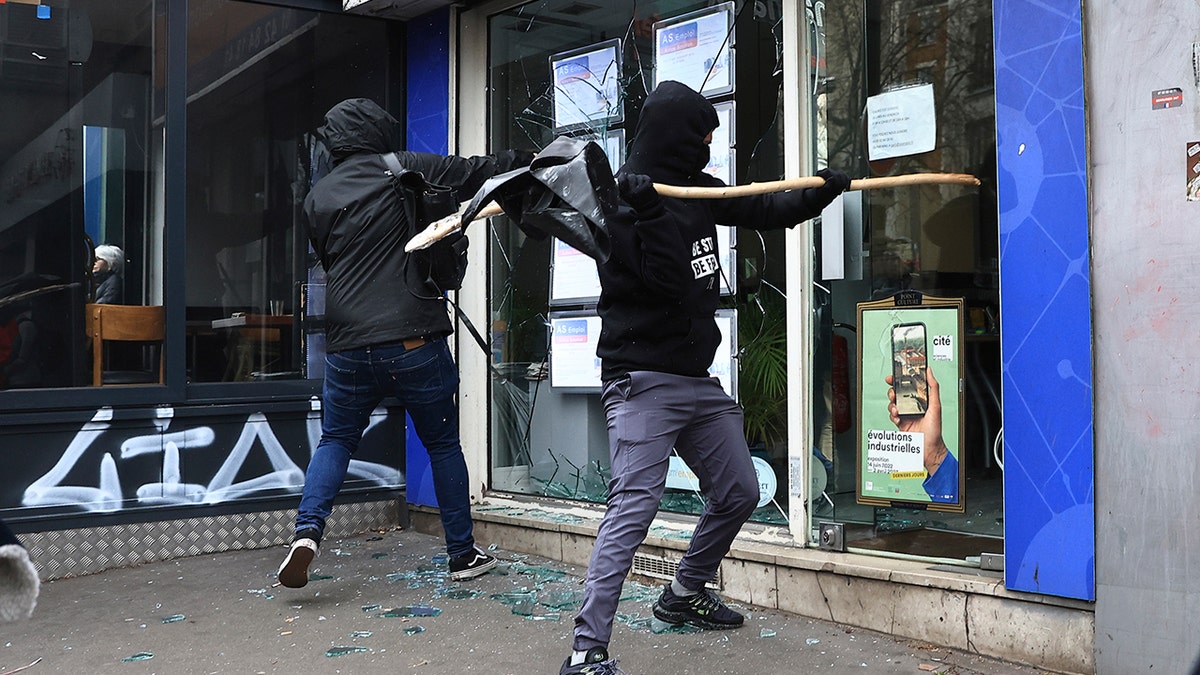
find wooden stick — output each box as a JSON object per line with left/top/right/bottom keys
{"left": 406, "top": 202, "right": 500, "bottom": 253}
{"left": 405, "top": 172, "right": 979, "bottom": 252}
{"left": 653, "top": 172, "right": 980, "bottom": 198}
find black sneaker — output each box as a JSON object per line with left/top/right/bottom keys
{"left": 448, "top": 546, "right": 497, "bottom": 580}
{"left": 276, "top": 532, "right": 320, "bottom": 588}
{"left": 559, "top": 647, "right": 623, "bottom": 675}
{"left": 652, "top": 585, "right": 744, "bottom": 630}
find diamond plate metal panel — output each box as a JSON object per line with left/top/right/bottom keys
{"left": 23, "top": 500, "right": 402, "bottom": 581}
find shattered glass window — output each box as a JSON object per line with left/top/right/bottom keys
{"left": 485, "top": 1, "right": 795, "bottom": 525}
{"left": 481, "top": 0, "right": 1005, "bottom": 564}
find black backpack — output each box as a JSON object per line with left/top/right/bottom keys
{"left": 380, "top": 152, "right": 468, "bottom": 293}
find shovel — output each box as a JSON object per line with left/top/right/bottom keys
{"left": 405, "top": 137, "right": 980, "bottom": 259}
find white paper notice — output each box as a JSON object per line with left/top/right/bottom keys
{"left": 866, "top": 84, "right": 937, "bottom": 161}
{"left": 551, "top": 238, "right": 602, "bottom": 303}
{"left": 703, "top": 103, "right": 733, "bottom": 185}
{"left": 820, "top": 194, "right": 845, "bottom": 281}
{"left": 654, "top": 6, "right": 733, "bottom": 96}
{"left": 709, "top": 313, "right": 734, "bottom": 397}
{"left": 550, "top": 315, "right": 602, "bottom": 389}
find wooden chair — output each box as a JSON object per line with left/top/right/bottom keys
{"left": 86, "top": 304, "right": 165, "bottom": 386}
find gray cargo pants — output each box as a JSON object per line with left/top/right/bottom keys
{"left": 572, "top": 370, "right": 761, "bottom": 651}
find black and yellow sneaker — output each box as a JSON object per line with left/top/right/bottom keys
{"left": 559, "top": 647, "right": 624, "bottom": 675}
{"left": 652, "top": 585, "right": 744, "bottom": 630}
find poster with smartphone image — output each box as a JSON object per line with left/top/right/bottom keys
{"left": 856, "top": 293, "right": 965, "bottom": 512}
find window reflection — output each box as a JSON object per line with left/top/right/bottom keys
{"left": 183, "top": 2, "right": 390, "bottom": 383}
{"left": 0, "top": 0, "right": 158, "bottom": 390}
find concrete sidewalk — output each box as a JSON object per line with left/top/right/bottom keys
{"left": 1, "top": 527, "right": 1044, "bottom": 675}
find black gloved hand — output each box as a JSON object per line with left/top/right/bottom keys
{"left": 617, "top": 173, "right": 663, "bottom": 218}
{"left": 810, "top": 168, "right": 851, "bottom": 209}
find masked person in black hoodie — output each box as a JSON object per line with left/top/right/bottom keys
{"left": 277, "top": 98, "right": 532, "bottom": 588}
{"left": 561, "top": 81, "right": 850, "bottom": 675}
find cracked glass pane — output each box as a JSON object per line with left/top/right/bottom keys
{"left": 485, "top": 1, "right": 795, "bottom": 527}
{"left": 480, "top": 0, "right": 1004, "bottom": 564}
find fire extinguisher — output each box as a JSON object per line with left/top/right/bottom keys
{"left": 831, "top": 326, "right": 852, "bottom": 434}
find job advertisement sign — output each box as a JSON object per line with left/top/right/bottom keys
{"left": 856, "top": 294, "right": 964, "bottom": 512}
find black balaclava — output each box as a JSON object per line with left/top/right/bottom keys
{"left": 622, "top": 80, "right": 719, "bottom": 185}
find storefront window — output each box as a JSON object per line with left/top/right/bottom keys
{"left": 481, "top": 0, "right": 1002, "bottom": 560}
{"left": 0, "top": 0, "right": 160, "bottom": 391}
{"left": 812, "top": 0, "right": 1002, "bottom": 561}
{"left": 184, "top": 1, "right": 393, "bottom": 383}
{"left": 485, "top": 1, "right": 797, "bottom": 525}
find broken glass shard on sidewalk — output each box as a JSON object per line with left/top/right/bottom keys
{"left": 378, "top": 605, "right": 442, "bottom": 618}
{"left": 615, "top": 611, "right": 652, "bottom": 631}
{"left": 161, "top": 614, "right": 186, "bottom": 623}
{"left": 650, "top": 618, "right": 700, "bottom": 634}
{"left": 540, "top": 589, "right": 583, "bottom": 609}
{"left": 325, "top": 646, "right": 369, "bottom": 657}
{"left": 490, "top": 589, "right": 538, "bottom": 605}
{"left": 511, "top": 599, "right": 538, "bottom": 616}
{"left": 619, "top": 581, "right": 659, "bottom": 602}
{"left": 436, "top": 587, "right": 484, "bottom": 600}
{"left": 121, "top": 652, "right": 154, "bottom": 662}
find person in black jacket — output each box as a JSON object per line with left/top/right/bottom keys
{"left": 560, "top": 81, "right": 850, "bottom": 674}
{"left": 92, "top": 245, "right": 124, "bottom": 304}
{"left": 277, "top": 98, "right": 532, "bottom": 588}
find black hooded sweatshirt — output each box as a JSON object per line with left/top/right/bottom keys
{"left": 596, "top": 81, "right": 829, "bottom": 381}
{"left": 304, "top": 98, "right": 528, "bottom": 352}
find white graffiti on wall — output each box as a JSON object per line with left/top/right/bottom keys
{"left": 21, "top": 405, "right": 402, "bottom": 512}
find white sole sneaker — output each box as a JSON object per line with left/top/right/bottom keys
{"left": 277, "top": 538, "right": 318, "bottom": 588}
{"left": 449, "top": 551, "right": 497, "bottom": 580}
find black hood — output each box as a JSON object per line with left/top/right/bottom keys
{"left": 622, "top": 80, "right": 719, "bottom": 184}
{"left": 320, "top": 98, "right": 401, "bottom": 165}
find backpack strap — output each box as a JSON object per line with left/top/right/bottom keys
{"left": 379, "top": 152, "right": 494, "bottom": 362}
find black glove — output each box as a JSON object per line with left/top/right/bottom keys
{"left": 617, "top": 173, "right": 663, "bottom": 218}
{"left": 809, "top": 168, "right": 851, "bottom": 209}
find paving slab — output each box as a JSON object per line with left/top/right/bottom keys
{"left": 0, "top": 528, "right": 1048, "bottom": 674}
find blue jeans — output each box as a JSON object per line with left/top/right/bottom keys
{"left": 295, "top": 337, "right": 476, "bottom": 558}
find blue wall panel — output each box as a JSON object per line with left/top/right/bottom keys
{"left": 404, "top": 8, "right": 451, "bottom": 508}
{"left": 994, "top": 0, "right": 1094, "bottom": 600}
